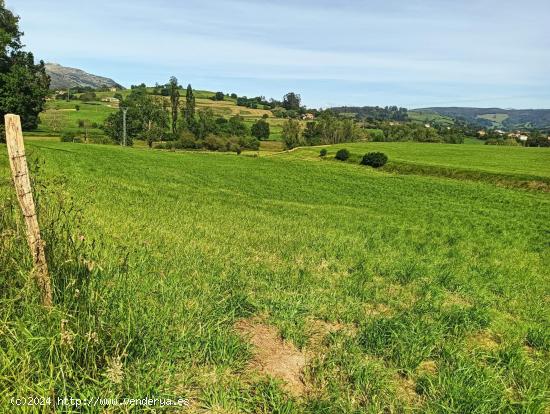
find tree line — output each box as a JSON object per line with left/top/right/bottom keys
{"left": 281, "top": 110, "right": 367, "bottom": 149}
{"left": 330, "top": 106, "right": 409, "bottom": 121}
{"left": 103, "top": 79, "right": 269, "bottom": 153}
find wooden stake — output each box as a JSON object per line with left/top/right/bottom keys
{"left": 5, "top": 114, "right": 52, "bottom": 307}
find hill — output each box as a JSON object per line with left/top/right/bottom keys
{"left": 45, "top": 63, "right": 123, "bottom": 90}
{"left": 412, "top": 107, "right": 550, "bottom": 130}
{"left": 34, "top": 87, "right": 288, "bottom": 141}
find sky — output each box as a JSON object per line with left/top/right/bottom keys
{"left": 10, "top": 0, "right": 550, "bottom": 109}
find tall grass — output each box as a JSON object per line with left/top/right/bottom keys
{"left": 0, "top": 161, "right": 142, "bottom": 411}
{"left": 1, "top": 141, "right": 549, "bottom": 412}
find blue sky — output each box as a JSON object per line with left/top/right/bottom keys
{"left": 11, "top": 0, "right": 550, "bottom": 109}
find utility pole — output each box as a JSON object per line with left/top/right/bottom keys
{"left": 121, "top": 107, "right": 128, "bottom": 146}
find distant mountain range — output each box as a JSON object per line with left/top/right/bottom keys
{"left": 411, "top": 107, "right": 550, "bottom": 130}
{"left": 45, "top": 63, "right": 123, "bottom": 90}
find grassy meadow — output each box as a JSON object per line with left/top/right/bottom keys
{"left": 1, "top": 138, "right": 549, "bottom": 412}
{"left": 284, "top": 142, "right": 550, "bottom": 190}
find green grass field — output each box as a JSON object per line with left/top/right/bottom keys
{"left": 35, "top": 99, "right": 117, "bottom": 137}
{"left": 408, "top": 111, "right": 455, "bottom": 126}
{"left": 1, "top": 139, "right": 549, "bottom": 412}
{"left": 285, "top": 142, "right": 550, "bottom": 190}
{"left": 477, "top": 113, "right": 509, "bottom": 127}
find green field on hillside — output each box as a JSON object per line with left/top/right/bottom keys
{"left": 285, "top": 142, "right": 550, "bottom": 189}
{"left": 1, "top": 139, "right": 548, "bottom": 412}
{"left": 477, "top": 113, "right": 509, "bottom": 125}
{"left": 35, "top": 99, "right": 117, "bottom": 136}
{"left": 408, "top": 111, "right": 455, "bottom": 126}
{"left": 36, "top": 91, "right": 288, "bottom": 141}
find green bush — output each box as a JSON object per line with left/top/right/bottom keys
{"left": 320, "top": 148, "right": 327, "bottom": 157}
{"left": 335, "top": 148, "right": 350, "bottom": 161}
{"left": 60, "top": 131, "right": 82, "bottom": 143}
{"left": 360, "top": 152, "right": 388, "bottom": 168}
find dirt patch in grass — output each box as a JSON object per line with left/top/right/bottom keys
{"left": 235, "top": 317, "right": 306, "bottom": 396}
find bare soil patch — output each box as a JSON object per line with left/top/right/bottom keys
{"left": 234, "top": 317, "right": 306, "bottom": 396}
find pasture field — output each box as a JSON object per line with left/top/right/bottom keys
{"left": 1, "top": 140, "right": 549, "bottom": 413}
{"left": 285, "top": 142, "right": 550, "bottom": 189}
{"left": 477, "top": 113, "right": 509, "bottom": 126}
{"left": 408, "top": 111, "right": 455, "bottom": 126}
{"left": 35, "top": 99, "right": 117, "bottom": 137}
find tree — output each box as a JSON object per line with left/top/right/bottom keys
{"left": 183, "top": 84, "right": 195, "bottom": 128}
{"left": 213, "top": 91, "right": 224, "bottom": 101}
{"left": 0, "top": 2, "right": 50, "bottom": 132}
{"left": 103, "top": 87, "right": 168, "bottom": 145}
{"left": 251, "top": 118, "right": 270, "bottom": 140}
{"left": 282, "top": 92, "right": 301, "bottom": 111}
{"left": 226, "top": 115, "right": 247, "bottom": 136}
{"left": 281, "top": 119, "right": 303, "bottom": 149}
{"left": 191, "top": 108, "right": 216, "bottom": 140}
{"left": 168, "top": 76, "right": 180, "bottom": 135}
{"left": 526, "top": 131, "right": 550, "bottom": 147}
{"left": 303, "top": 121, "right": 319, "bottom": 145}
{"left": 144, "top": 124, "right": 165, "bottom": 148}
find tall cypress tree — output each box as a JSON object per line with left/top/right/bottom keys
{"left": 183, "top": 83, "right": 195, "bottom": 128}
{"left": 168, "top": 76, "right": 179, "bottom": 135}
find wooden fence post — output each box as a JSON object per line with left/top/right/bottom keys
{"left": 5, "top": 114, "right": 52, "bottom": 307}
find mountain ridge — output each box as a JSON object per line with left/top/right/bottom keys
{"left": 411, "top": 107, "right": 550, "bottom": 130}
{"left": 45, "top": 63, "right": 123, "bottom": 90}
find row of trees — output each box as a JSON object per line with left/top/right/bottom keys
{"left": 103, "top": 78, "right": 264, "bottom": 152}
{"left": 330, "top": 105, "right": 409, "bottom": 122}
{"left": 281, "top": 111, "right": 366, "bottom": 149}
{"left": 235, "top": 92, "right": 302, "bottom": 111}
{"left": 378, "top": 123, "right": 466, "bottom": 144}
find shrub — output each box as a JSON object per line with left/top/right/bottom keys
{"left": 360, "top": 152, "right": 388, "bottom": 168}
{"left": 335, "top": 148, "right": 350, "bottom": 161}
{"left": 60, "top": 131, "right": 78, "bottom": 142}
{"left": 204, "top": 134, "right": 226, "bottom": 151}
{"left": 238, "top": 136, "right": 260, "bottom": 151}
{"left": 319, "top": 148, "right": 327, "bottom": 157}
